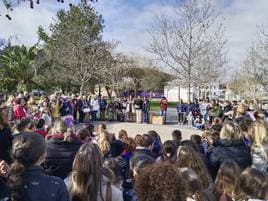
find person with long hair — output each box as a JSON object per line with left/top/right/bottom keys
{"left": 134, "top": 163, "right": 186, "bottom": 201}
{"left": 67, "top": 143, "right": 123, "bottom": 201}
{"left": 178, "top": 168, "right": 216, "bottom": 201}
{"left": 176, "top": 146, "right": 213, "bottom": 193}
{"left": 160, "top": 140, "right": 177, "bottom": 163}
{"left": 98, "top": 130, "right": 111, "bottom": 158}
{"left": 208, "top": 121, "right": 252, "bottom": 179}
{"left": 171, "top": 129, "right": 182, "bottom": 148}
{"left": 44, "top": 120, "right": 81, "bottom": 179}
{"left": 6, "top": 133, "right": 69, "bottom": 201}
{"left": 249, "top": 120, "right": 268, "bottom": 172}
{"left": 214, "top": 160, "right": 241, "bottom": 201}
{"left": 235, "top": 168, "right": 268, "bottom": 201}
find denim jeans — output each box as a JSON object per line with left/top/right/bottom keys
{"left": 144, "top": 111, "right": 149, "bottom": 123}
{"left": 91, "top": 110, "right": 98, "bottom": 122}
{"left": 161, "top": 110, "right": 167, "bottom": 123}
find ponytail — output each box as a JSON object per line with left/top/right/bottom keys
{"left": 9, "top": 161, "right": 26, "bottom": 201}
{"left": 8, "top": 133, "right": 46, "bottom": 201}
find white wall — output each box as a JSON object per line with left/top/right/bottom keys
{"left": 164, "top": 86, "right": 193, "bottom": 102}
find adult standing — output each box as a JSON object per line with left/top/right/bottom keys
{"left": 99, "top": 96, "right": 107, "bottom": 121}
{"left": 122, "top": 97, "right": 128, "bottom": 122}
{"left": 90, "top": 95, "right": 100, "bottom": 122}
{"left": 12, "top": 98, "right": 27, "bottom": 121}
{"left": 75, "top": 96, "right": 85, "bottom": 123}
{"left": 71, "top": 95, "right": 78, "bottom": 123}
{"left": 200, "top": 99, "right": 209, "bottom": 122}
{"left": 126, "top": 96, "right": 134, "bottom": 122}
{"left": 160, "top": 96, "right": 168, "bottom": 123}
{"left": 142, "top": 97, "right": 150, "bottom": 124}
{"left": 50, "top": 97, "right": 60, "bottom": 122}
{"left": 176, "top": 99, "right": 186, "bottom": 125}
{"left": 134, "top": 96, "right": 143, "bottom": 124}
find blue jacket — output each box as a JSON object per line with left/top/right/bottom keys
{"left": 7, "top": 166, "right": 69, "bottom": 201}
{"left": 176, "top": 103, "right": 187, "bottom": 113}
{"left": 122, "top": 179, "right": 138, "bottom": 201}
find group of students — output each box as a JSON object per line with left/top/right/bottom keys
{"left": 0, "top": 100, "right": 268, "bottom": 201}
{"left": 176, "top": 98, "right": 265, "bottom": 129}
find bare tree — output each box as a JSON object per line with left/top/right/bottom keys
{"left": 148, "top": 0, "right": 226, "bottom": 102}
{"left": 243, "top": 28, "right": 268, "bottom": 93}
{"left": 103, "top": 52, "right": 135, "bottom": 98}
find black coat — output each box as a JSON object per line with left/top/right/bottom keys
{"left": 0, "top": 178, "right": 9, "bottom": 200}
{"left": 0, "top": 127, "right": 13, "bottom": 163}
{"left": 207, "top": 139, "right": 252, "bottom": 179}
{"left": 16, "top": 166, "right": 69, "bottom": 201}
{"left": 133, "top": 148, "right": 157, "bottom": 160}
{"left": 44, "top": 138, "right": 81, "bottom": 179}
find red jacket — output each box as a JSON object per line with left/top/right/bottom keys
{"left": 160, "top": 99, "right": 168, "bottom": 111}
{"left": 35, "top": 129, "right": 47, "bottom": 138}
{"left": 13, "top": 104, "right": 26, "bottom": 120}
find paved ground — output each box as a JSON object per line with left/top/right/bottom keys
{"left": 106, "top": 122, "right": 200, "bottom": 142}
{"left": 78, "top": 108, "right": 199, "bottom": 142}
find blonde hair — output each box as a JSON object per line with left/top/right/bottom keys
{"left": 250, "top": 121, "right": 267, "bottom": 149}
{"left": 98, "top": 131, "right": 110, "bottom": 155}
{"left": 52, "top": 120, "right": 67, "bottom": 135}
{"left": 237, "top": 104, "right": 246, "bottom": 115}
{"left": 220, "top": 121, "right": 241, "bottom": 140}
{"left": 96, "top": 123, "right": 107, "bottom": 136}
{"left": 249, "top": 121, "right": 268, "bottom": 162}
{"left": 51, "top": 120, "right": 73, "bottom": 142}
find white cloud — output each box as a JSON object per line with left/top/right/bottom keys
{"left": 0, "top": 0, "right": 268, "bottom": 68}
{"left": 220, "top": 0, "right": 268, "bottom": 67}
{"left": 0, "top": 2, "right": 54, "bottom": 46}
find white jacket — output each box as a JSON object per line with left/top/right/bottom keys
{"left": 90, "top": 99, "right": 100, "bottom": 111}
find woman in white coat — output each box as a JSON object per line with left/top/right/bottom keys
{"left": 90, "top": 95, "right": 100, "bottom": 122}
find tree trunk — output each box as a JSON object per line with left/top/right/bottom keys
{"left": 188, "top": 83, "right": 191, "bottom": 103}
{"left": 105, "top": 86, "right": 112, "bottom": 100}
{"left": 80, "top": 82, "right": 85, "bottom": 96}
{"left": 98, "top": 85, "right": 101, "bottom": 96}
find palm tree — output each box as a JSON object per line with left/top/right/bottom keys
{"left": 0, "top": 43, "right": 38, "bottom": 91}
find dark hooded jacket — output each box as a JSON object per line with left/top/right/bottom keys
{"left": 208, "top": 139, "right": 252, "bottom": 179}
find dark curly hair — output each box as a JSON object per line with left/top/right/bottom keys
{"left": 134, "top": 163, "right": 186, "bottom": 201}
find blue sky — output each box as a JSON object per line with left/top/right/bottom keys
{"left": 0, "top": 0, "right": 268, "bottom": 68}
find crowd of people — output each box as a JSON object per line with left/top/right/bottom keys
{"left": 175, "top": 98, "right": 267, "bottom": 129}
{"left": 0, "top": 91, "right": 268, "bottom": 201}
{"left": 0, "top": 92, "right": 154, "bottom": 127}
